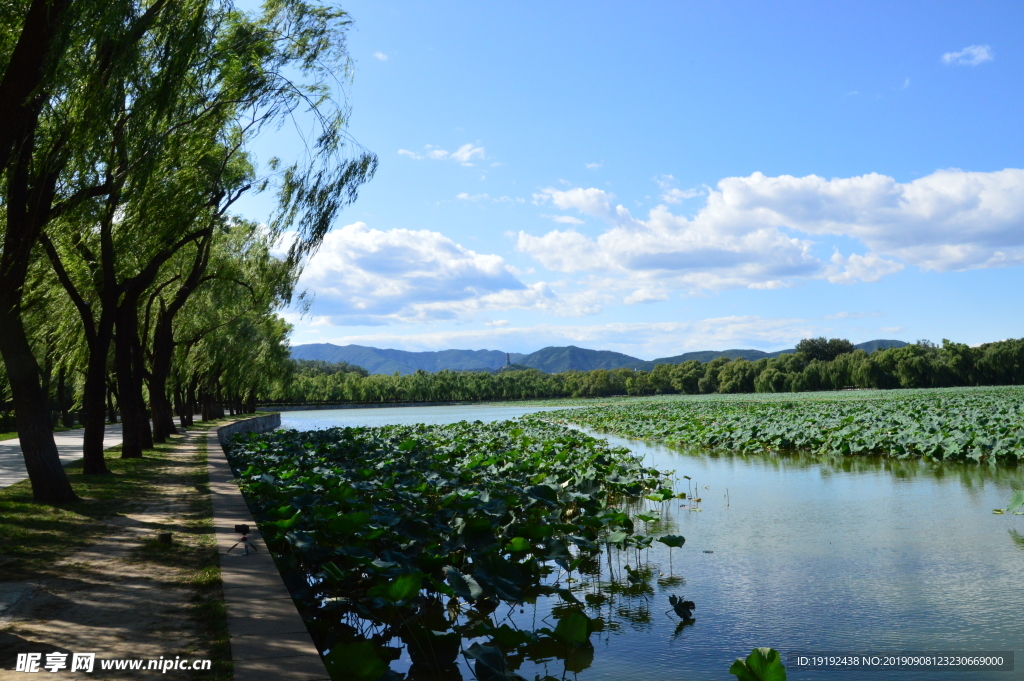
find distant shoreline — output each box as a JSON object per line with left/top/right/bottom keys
{"left": 259, "top": 401, "right": 488, "bottom": 412}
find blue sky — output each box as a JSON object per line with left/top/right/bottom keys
{"left": 235, "top": 1, "right": 1024, "bottom": 359}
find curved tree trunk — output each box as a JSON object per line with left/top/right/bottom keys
{"left": 0, "top": 306, "right": 77, "bottom": 503}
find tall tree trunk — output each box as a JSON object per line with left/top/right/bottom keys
{"left": 106, "top": 378, "right": 118, "bottom": 423}
{"left": 0, "top": 306, "right": 77, "bottom": 503}
{"left": 149, "top": 313, "right": 178, "bottom": 440}
{"left": 115, "top": 307, "right": 145, "bottom": 458}
{"left": 174, "top": 387, "right": 187, "bottom": 429}
{"left": 79, "top": 335, "right": 113, "bottom": 474}
{"left": 56, "top": 365, "right": 72, "bottom": 427}
{"left": 150, "top": 371, "right": 176, "bottom": 440}
{"left": 186, "top": 380, "right": 197, "bottom": 426}
{"left": 200, "top": 386, "right": 212, "bottom": 422}
{"left": 130, "top": 326, "right": 153, "bottom": 449}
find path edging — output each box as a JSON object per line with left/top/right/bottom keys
{"left": 206, "top": 415, "right": 330, "bottom": 681}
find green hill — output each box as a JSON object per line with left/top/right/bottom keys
{"left": 628, "top": 339, "right": 907, "bottom": 370}
{"left": 290, "top": 344, "right": 525, "bottom": 375}
{"left": 517, "top": 345, "right": 642, "bottom": 373}
{"left": 291, "top": 339, "right": 909, "bottom": 375}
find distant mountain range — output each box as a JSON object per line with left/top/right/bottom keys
{"left": 628, "top": 339, "right": 907, "bottom": 370}
{"left": 291, "top": 339, "right": 908, "bottom": 375}
{"left": 289, "top": 344, "right": 525, "bottom": 375}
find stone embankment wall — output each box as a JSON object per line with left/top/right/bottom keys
{"left": 215, "top": 413, "right": 281, "bottom": 446}
{"left": 259, "top": 401, "right": 474, "bottom": 412}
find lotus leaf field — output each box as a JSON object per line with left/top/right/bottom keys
{"left": 226, "top": 421, "right": 683, "bottom": 680}
{"left": 542, "top": 386, "right": 1024, "bottom": 462}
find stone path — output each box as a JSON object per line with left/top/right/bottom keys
{"left": 0, "top": 416, "right": 327, "bottom": 681}
{"left": 0, "top": 424, "right": 124, "bottom": 488}
{"left": 206, "top": 424, "right": 329, "bottom": 680}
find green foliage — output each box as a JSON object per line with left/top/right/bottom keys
{"left": 552, "top": 608, "right": 593, "bottom": 646}
{"left": 292, "top": 358, "right": 369, "bottom": 378}
{"left": 0, "top": 0, "right": 375, "bottom": 494}
{"left": 323, "top": 641, "right": 387, "bottom": 681}
{"left": 226, "top": 420, "right": 664, "bottom": 679}
{"left": 267, "top": 338, "right": 1024, "bottom": 407}
{"left": 995, "top": 490, "right": 1024, "bottom": 515}
{"left": 544, "top": 386, "right": 1024, "bottom": 463}
{"left": 795, "top": 337, "right": 855, "bottom": 362}
{"left": 658, "top": 534, "right": 685, "bottom": 548}
{"left": 730, "top": 648, "right": 787, "bottom": 681}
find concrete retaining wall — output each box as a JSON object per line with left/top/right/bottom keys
{"left": 215, "top": 413, "right": 281, "bottom": 446}
{"left": 258, "top": 401, "right": 480, "bottom": 412}
{"left": 206, "top": 417, "right": 329, "bottom": 680}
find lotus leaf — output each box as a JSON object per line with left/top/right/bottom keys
{"left": 729, "top": 647, "right": 787, "bottom": 681}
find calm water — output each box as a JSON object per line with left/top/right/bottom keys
{"left": 280, "top": 405, "right": 1024, "bottom": 680}
{"left": 279, "top": 404, "right": 565, "bottom": 431}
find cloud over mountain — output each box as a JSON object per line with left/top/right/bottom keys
{"left": 517, "top": 168, "right": 1024, "bottom": 299}
{"left": 298, "top": 223, "right": 598, "bottom": 325}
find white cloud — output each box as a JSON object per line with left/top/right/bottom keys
{"left": 399, "top": 143, "right": 486, "bottom": 164}
{"left": 824, "top": 311, "right": 881, "bottom": 320}
{"left": 661, "top": 187, "right": 701, "bottom": 204}
{"left": 655, "top": 175, "right": 702, "bottom": 203}
{"left": 450, "top": 143, "right": 486, "bottom": 163}
{"left": 297, "top": 223, "right": 603, "bottom": 325}
{"left": 517, "top": 167, "right": 1024, "bottom": 296}
{"left": 542, "top": 214, "right": 585, "bottom": 225}
{"left": 373, "top": 52, "right": 388, "bottom": 61}
{"left": 710, "top": 168, "right": 1024, "bottom": 271}
{"left": 302, "top": 315, "right": 819, "bottom": 359}
{"left": 517, "top": 200, "right": 820, "bottom": 291}
{"left": 942, "top": 45, "right": 993, "bottom": 66}
{"left": 585, "top": 162, "right": 603, "bottom": 170}
{"left": 827, "top": 251, "right": 904, "bottom": 284}
{"left": 533, "top": 187, "right": 616, "bottom": 217}
{"left": 623, "top": 288, "right": 669, "bottom": 304}
{"left": 299, "top": 223, "right": 540, "bottom": 324}
{"left": 457, "top": 193, "right": 518, "bottom": 203}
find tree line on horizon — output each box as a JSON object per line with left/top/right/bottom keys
{"left": 270, "top": 337, "right": 1024, "bottom": 405}
{"left": 0, "top": 0, "right": 374, "bottom": 503}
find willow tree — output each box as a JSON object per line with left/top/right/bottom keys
{"left": 0, "top": 0, "right": 174, "bottom": 501}
{"left": 146, "top": 219, "right": 298, "bottom": 439}
{"left": 42, "top": 0, "right": 375, "bottom": 467}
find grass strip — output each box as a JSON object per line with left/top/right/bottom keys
{"left": 0, "top": 423, "right": 237, "bottom": 680}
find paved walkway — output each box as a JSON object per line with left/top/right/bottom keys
{"left": 207, "top": 421, "right": 329, "bottom": 680}
{"left": 0, "top": 424, "right": 124, "bottom": 489}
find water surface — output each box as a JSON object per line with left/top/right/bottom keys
{"left": 279, "top": 404, "right": 565, "bottom": 431}
{"left": 281, "top": 405, "right": 1024, "bottom": 680}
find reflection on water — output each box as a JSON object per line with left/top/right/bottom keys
{"left": 281, "top": 406, "right": 1024, "bottom": 681}
{"left": 279, "top": 404, "right": 567, "bottom": 431}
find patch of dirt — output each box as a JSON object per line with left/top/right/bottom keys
{"left": 0, "top": 432, "right": 225, "bottom": 679}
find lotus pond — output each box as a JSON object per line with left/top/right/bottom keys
{"left": 229, "top": 400, "right": 1024, "bottom": 680}
{"left": 542, "top": 386, "right": 1024, "bottom": 462}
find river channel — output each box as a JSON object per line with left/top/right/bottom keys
{"left": 278, "top": 405, "right": 1024, "bottom": 680}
